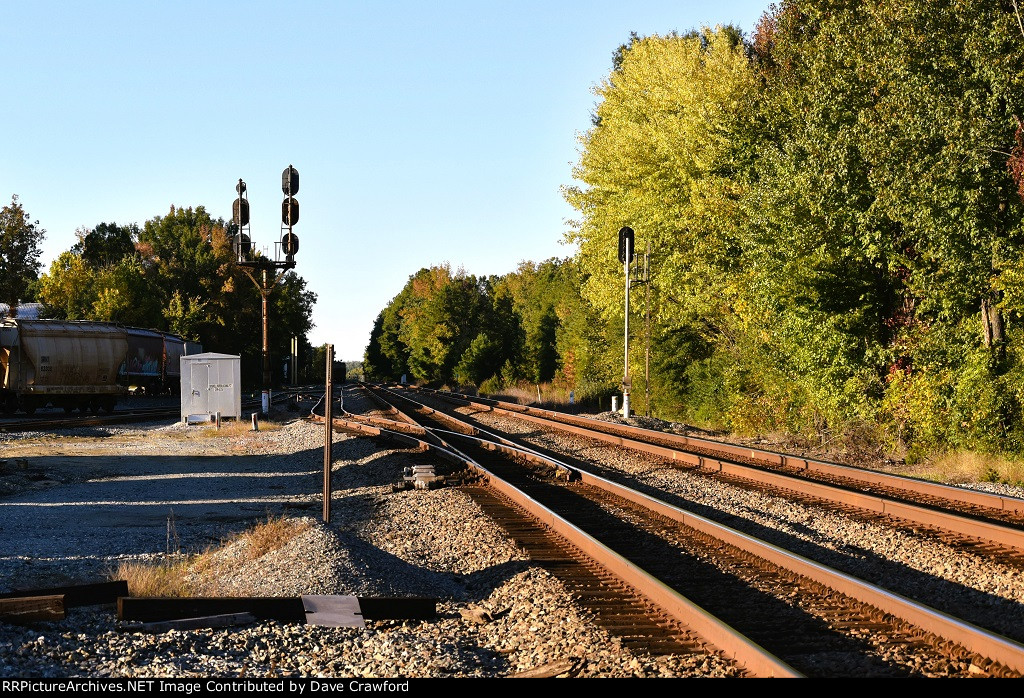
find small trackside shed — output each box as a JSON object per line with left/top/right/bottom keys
{"left": 180, "top": 353, "right": 241, "bottom": 422}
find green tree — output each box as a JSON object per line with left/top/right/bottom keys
{"left": 749, "top": 0, "right": 1024, "bottom": 448}
{"left": 364, "top": 312, "right": 403, "bottom": 381}
{"left": 91, "top": 256, "right": 161, "bottom": 325}
{"left": 393, "top": 266, "right": 485, "bottom": 383}
{"left": 0, "top": 195, "right": 45, "bottom": 316}
{"left": 37, "top": 251, "right": 96, "bottom": 321}
{"left": 72, "top": 222, "right": 139, "bottom": 268}
{"left": 138, "top": 205, "right": 245, "bottom": 348}
{"left": 563, "top": 27, "right": 759, "bottom": 417}
{"left": 138, "top": 206, "right": 228, "bottom": 317}
{"left": 269, "top": 271, "right": 318, "bottom": 369}
{"left": 454, "top": 285, "right": 524, "bottom": 386}
{"left": 564, "top": 27, "right": 756, "bottom": 332}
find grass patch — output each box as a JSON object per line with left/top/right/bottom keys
{"left": 900, "top": 451, "right": 1024, "bottom": 486}
{"left": 232, "top": 515, "right": 312, "bottom": 561}
{"left": 111, "top": 515, "right": 314, "bottom": 597}
{"left": 113, "top": 556, "right": 202, "bottom": 597}
{"left": 480, "top": 381, "right": 613, "bottom": 414}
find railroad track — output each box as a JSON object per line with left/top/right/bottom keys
{"left": 0, "top": 406, "right": 180, "bottom": 432}
{"left": 381, "top": 384, "right": 1024, "bottom": 646}
{"left": 0, "top": 388, "right": 318, "bottom": 433}
{"left": 399, "top": 386, "right": 1024, "bottom": 566}
{"left": 323, "top": 384, "right": 1024, "bottom": 678}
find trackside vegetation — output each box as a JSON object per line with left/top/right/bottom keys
{"left": 364, "top": 1, "right": 1024, "bottom": 467}
{"left": 16, "top": 206, "right": 317, "bottom": 387}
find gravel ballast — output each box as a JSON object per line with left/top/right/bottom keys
{"left": 434, "top": 398, "right": 1024, "bottom": 644}
{"left": 0, "top": 408, "right": 736, "bottom": 678}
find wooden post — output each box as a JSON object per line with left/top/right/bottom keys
{"left": 323, "top": 344, "right": 334, "bottom": 523}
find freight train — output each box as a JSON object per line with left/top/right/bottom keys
{"left": 0, "top": 319, "right": 202, "bottom": 414}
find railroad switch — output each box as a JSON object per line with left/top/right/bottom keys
{"left": 401, "top": 465, "right": 445, "bottom": 490}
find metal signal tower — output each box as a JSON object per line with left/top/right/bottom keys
{"left": 233, "top": 165, "right": 300, "bottom": 415}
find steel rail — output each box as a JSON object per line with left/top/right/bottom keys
{"left": 405, "top": 387, "right": 1024, "bottom": 552}
{"left": 0, "top": 407, "right": 180, "bottom": 432}
{"left": 346, "top": 391, "right": 800, "bottom": 678}
{"left": 376, "top": 387, "right": 1024, "bottom": 676}
{"left": 0, "top": 390, "right": 304, "bottom": 433}
{"left": 369, "top": 385, "right": 575, "bottom": 480}
{"left": 413, "top": 387, "right": 1024, "bottom": 516}
{"left": 580, "top": 467, "right": 1024, "bottom": 676}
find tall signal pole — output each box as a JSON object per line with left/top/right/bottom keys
{"left": 644, "top": 240, "right": 651, "bottom": 417}
{"left": 233, "top": 166, "right": 301, "bottom": 415}
{"left": 618, "top": 227, "right": 634, "bottom": 419}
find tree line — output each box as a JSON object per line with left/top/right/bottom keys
{"left": 364, "top": 261, "right": 610, "bottom": 402}
{"left": 366, "top": 0, "right": 1024, "bottom": 458}
{"left": 0, "top": 198, "right": 317, "bottom": 387}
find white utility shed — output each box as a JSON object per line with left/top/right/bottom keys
{"left": 180, "top": 353, "right": 241, "bottom": 422}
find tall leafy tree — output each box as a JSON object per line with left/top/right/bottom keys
{"left": 138, "top": 206, "right": 228, "bottom": 320}
{"left": 454, "top": 284, "right": 524, "bottom": 386}
{"left": 72, "top": 222, "right": 139, "bottom": 268}
{"left": 371, "top": 289, "right": 413, "bottom": 380}
{"left": 751, "top": 0, "right": 1024, "bottom": 448}
{"left": 0, "top": 195, "right": 44, "bottom": 316}
{"left": 564, "top": 27, "right": 760, "bottom": 418}
{"left": 364, "top": 313, "right": 397, "bottom": 381}
{"left": 90, "top": 256, "right": 161, "bottom": 326}
{"left": 37, "top": 251, "right": 96, "bottom": 320}
{"left": 564, "top": 27, "right": 756, "bottom": 331}
{"left": 397, "top": 266, "right": 485, "bottom": 383}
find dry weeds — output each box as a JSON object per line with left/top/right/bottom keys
{"left": 900, "top": 451, "right": 1024, "bottom": 486}
{"left": 200, "top": 420, "right": 283, "bottom": 438}
{"left": 112, "top": 515, "right": 312, "bottom": 597}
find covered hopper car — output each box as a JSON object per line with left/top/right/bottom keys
{"left": 0, "top": 319, "right": 202, "bottom": 414}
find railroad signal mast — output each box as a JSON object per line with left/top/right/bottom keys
{"left": 618, "top": 226, "right": 635, "bottom": 420}
{"left": 233, "top": 166, "right": 301, "bottom": 415}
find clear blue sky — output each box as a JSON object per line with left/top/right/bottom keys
{"left": 2, "top": 1, "right": 772, "bottom": 362}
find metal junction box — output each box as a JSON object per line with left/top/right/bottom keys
{"left": 180, "top": 353, "right": 241, "bottom": 423}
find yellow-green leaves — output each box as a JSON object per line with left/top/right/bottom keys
{"left": 567, "top": 27, "right": 756, "bottom": 331}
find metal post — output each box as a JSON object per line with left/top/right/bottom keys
{"left": 291, "top": 336, "right": 298, "bottom": 386}
{"left": 644, "top": 241, "right": 651, "bottom": 417}
{"left": 234, "top": 168, "right": 297, "bottom": 412}
{"left": 323, "top": 344, "right": 334, "bottom": 523}
{"left": 623, "top": 234, "right": 631, "bottom": 419}
{"left": 261, "top": 268, "right": 270, "bottom": 415}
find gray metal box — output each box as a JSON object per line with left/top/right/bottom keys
{"left": 180, "top": 353, "right": 241, "bottom": 422}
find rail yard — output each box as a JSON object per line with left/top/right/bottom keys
{"left": 1, "top": 384, "right": 1024, "bottom": 678}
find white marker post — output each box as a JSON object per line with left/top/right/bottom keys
{"left": 619, "top": 227, "right": 634, "bottom": 419}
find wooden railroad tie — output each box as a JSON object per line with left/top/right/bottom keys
{"left": 0, "top": 580, "right": 128, "bottom": 608}
{"left": 0, "top": 595, "right": 65, "bottom": 623}
{"left": 118, "top": 596, "right": 438, "bottom": 627}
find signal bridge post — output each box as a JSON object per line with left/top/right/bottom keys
{"left": 232, "top": 166, "right": 301, "bottom": 415}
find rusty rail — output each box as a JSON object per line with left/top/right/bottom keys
{"left": 376, "top": 386, "right": 1024, "bottom": 676}
{"left": 345, "top": 388, "right": 800, "bottom": 677}
{"left": 406, "top": 386, "right": 1024, "bottom": 552}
